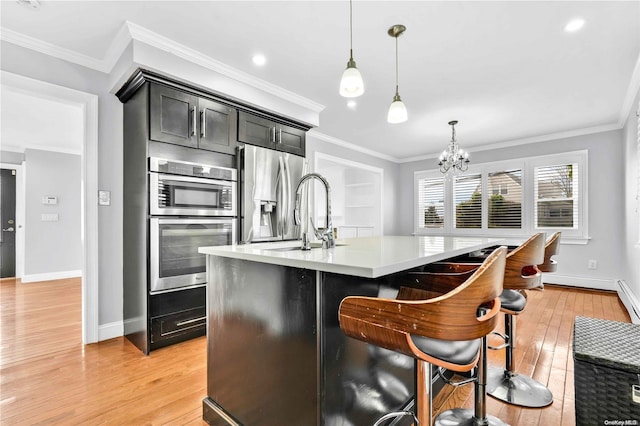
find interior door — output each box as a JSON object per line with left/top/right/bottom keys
{"left": 1, "top": 168, "right": 16, "bottom": 278}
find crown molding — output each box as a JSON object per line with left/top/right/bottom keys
{"left": 124, "top": 22, "right": 324, "bottom": 114}
{"left": 396, "top": 122, "right": 623, "bottom": 163}
{"left": 619, "top": 51, "right": 640, "bottom": 126}
{"left": 0, "top": 23, "right": 324, "bottom": 114}
{"left": 0, "top": 27, "right": 109, "bottom": 72}
{"left": 307, "top": 130, "right": 401, "bottom": 163}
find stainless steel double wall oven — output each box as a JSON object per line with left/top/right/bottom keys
{"left": 147, "top": 157, "right": 236, "bottom": 349}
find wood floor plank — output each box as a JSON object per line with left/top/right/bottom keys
{"left": 0, "top": 278, "right": 632, "bottom": 425}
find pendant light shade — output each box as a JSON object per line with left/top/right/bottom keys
{"left": 387, "top": 25, "right": 407, "bottom": 123}
{"left": 339, "top": 58, "right": 365, "bottom": 97}
{"left": 387, "top": 94, "right": 408, "bottom": 123}
{"left": 339, "top": 0, "right": 364, "bottom": 98}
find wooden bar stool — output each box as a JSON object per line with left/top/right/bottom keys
{"left": 485, "top": 232, "right": 554, "bottom": 408}
{"left": 338, "top": 246, "right": 508, "bottom": 426}
{"left": 538, "top": 231, "right": 561, "bottom": 273}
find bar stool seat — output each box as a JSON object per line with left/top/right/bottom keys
{"left": 499, "top": 289, "right": 527, "bottom": 312}
{"left": 339, "top": 246, "right": 508, "bottom": 426}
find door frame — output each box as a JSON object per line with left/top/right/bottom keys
{"left": 0, "top": 163, "right": 23, "bottom": 278}
{"left": 1, "top": 71, "right": 99, "bottom": 344}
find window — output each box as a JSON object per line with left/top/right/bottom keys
{"left": 488, "top": 169, "right": 522, "bottom": 229}
{"left": 414, "top": 150, "right": 588, "bottom": 241}
{"left": 454, "top": 173, "right": 481, "bottom": 229}
{"left": 534, "top": 163, "right": 577, "bottom": 229}
{"left": 417, "top": 176, "right": 444, "bottom": 229}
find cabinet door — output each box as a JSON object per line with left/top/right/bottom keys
{"left": 276, "top": 123, "right": 306, "bottom": 156}
{"left": 150, "top": 84, "right": 198, "bottom": 148}
{"left": 238, "top": 111, "right": 275, "bottom": 149}
{"left": 198, "top": 98, "right": 237, "bottom": 155}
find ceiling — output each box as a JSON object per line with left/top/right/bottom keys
{"left": 1, "top": 1, "right": 639, "bottom": 161}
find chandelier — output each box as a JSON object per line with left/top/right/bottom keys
{"left": 438, "top": 120, "right": 470, "bottom": 174}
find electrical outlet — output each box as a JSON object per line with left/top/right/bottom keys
{"left": 588, "top": 259, "right": 597, "bottom": 270}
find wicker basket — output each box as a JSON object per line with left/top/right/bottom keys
{"left": 573, "top": 316, "right": 640, "bottom": 425}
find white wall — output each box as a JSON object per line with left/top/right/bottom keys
{"left": 306, "top": 134, "right": 400, "bottom": 235}
{"left": 23, "top": 149, "right": 82, "bottom": 278}
{"left": 398, "top": 129, "right": 626, "bottom": 290}
{"left": 623, "top": 88, "right": 640, "bottom": 304}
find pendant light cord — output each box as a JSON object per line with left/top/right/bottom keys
{"left": 395, "top": 35, "right": 399, "bottom": 95}
{"left": 349, "top": 0, "right": 353, "bottom": 60}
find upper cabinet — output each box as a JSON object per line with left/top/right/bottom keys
{"left": 149, "top": 84, "right": 237, "bottom": 155}
{"left": 117, "top": 69, "right": 311, "bottom": 157}
{"left": 238, "top": 111, "right": 306, "bottom": 156}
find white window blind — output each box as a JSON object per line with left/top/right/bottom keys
{"left": 454, "top": 173, "right": 481, "bottom": 229}
{"left": 417, "top": 176, "right": 445, "bottom": 229}
{"left": 534, "top": 163, "right": 578, "bottom": 229}
{"left": 488, "top": 169, "right": 522, "bottom": 229}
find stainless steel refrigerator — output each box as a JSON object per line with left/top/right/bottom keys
{"left": 238, "top": 145, "right": 308, "bottom": 243}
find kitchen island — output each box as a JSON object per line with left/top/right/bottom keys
{"left": 199, "top": 236, "right": 503, "bottom": 426}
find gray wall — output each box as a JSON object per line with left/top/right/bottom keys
{"left": 623, "top": 88, "right": 640, "bottom": 303}
{"left": 398, "top": 129, "right": 626, "bottom": 288}
{"left": 306, "top": 135, "right": 401, "bottom": 235}
{"left": 1, "top": 40, "right": 124, "bottom": 327}
{"left": 0, "top": 150, "right": 25, "bottom": 164}
{"left": 24, "top": 149, "right": 82, "bottom": 275}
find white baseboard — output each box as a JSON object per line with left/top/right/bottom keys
{"left": 542, "top": 273, "right": 616, "bottom": 291}
{"left": 21, "top": 269, "right": 82, "bottom": 283}
{"left": 617, "top": 280, "right": 640, "bottom": 324}
{"left": 98, "top": 321, "right": 124, "bottom": 342}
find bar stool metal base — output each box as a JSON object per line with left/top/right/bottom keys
{"left": 486, "top": 367, "right": 553, "bottom": 408}
{"left": 435, "top": 408, "right": 509, "bottom": 426}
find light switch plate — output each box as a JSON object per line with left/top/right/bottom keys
{"left": 41, "top": 213, "right": 59, "bottom": 222}
{"left": 98, "top": 190, "right": 111, "bottom": 206}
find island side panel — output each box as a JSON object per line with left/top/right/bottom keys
{"left": 204, "top": 256, "right": 318, "bottom": 426}
{"left": 320, "top": 271, "right": 416, "bottom": 425}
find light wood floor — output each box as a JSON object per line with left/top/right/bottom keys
{"left": 0, "top": 277, "right": 630, "bottom": 425}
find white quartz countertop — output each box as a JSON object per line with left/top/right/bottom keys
{"left": 199, "top": 236, "right": 505, "bottom": 278}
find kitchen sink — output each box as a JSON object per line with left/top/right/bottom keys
{"left": 263, "top": 242, "right": 348, "bottom": 252}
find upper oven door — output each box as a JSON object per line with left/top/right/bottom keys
{"left": 150, "top": 173, "right": 236, "bottom": 216}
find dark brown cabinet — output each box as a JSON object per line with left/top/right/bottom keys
{"left": 238, "top": 110, "right": 306, "bottom": 156}
{"left": 150, "top": 84, "right": 237, "bottom": 155}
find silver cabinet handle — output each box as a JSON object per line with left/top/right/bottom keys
{"left": 278, "top": 128, "right": 282, "bottom": 144}
{"left": 200, "top": 110, "right": 206, "bottom": 138}
{"left": 2, "top": 227, "right": 14, "bottom": 232}
{"left": 191, "top": 106, "right": 196, "bottom": 136}
{"left": 176, "top": 316, "right": 206, "bottom": 327}
{"left": 270, "top": 127, "right": 276, "bottom": 143}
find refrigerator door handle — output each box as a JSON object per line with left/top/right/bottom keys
{"left": 283, "top": 156, "right": 290, "bottom": 232}
{"left": 277, "top": 156, "right": 285, "bottom": 238}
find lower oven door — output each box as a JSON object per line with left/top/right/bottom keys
{"left": 150, "top": 218, "right": 236, "bottom": 293}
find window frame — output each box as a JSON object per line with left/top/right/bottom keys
{"left": 413, "top": 150, "right": 588, "bottom": 243}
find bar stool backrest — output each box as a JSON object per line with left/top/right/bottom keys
{"left": 504, "top": 232, "right": 545, "bottom": 291}
{"left": 339, "top": 246, "right": 507, "bottom": 355}
{"left": 538, "top": 231, "right": 561, "bottom": 273}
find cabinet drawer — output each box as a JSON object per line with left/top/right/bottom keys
{"left": 150, "top": 307, "right": 206, "bottom": 343}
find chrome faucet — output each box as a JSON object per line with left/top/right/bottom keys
{"left": 294, "top": 173, "right": 335, "bottom": 250}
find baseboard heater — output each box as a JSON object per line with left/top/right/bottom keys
{"left": 617, "top": 279, "right": 640, "bottom": 324}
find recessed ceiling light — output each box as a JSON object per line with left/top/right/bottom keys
{"left": 565, "top": 18, "right": 585, "bottom": 33}
{"left": 252, "top": 54, "right": 266, "bottom": 67}
{"left": 347, "top": 100, "right": 357, "bottom": 109}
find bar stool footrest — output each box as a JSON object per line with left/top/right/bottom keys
{"left": 373, "top": 410, "right": 420, "bottom": 426}
{"left": 435, "top": 408, "right": 509, "bottom": 426}
{"left": 486, "top": 366, "right": 553, "bottom": 408}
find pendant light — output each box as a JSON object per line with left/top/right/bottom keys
{"left": 339, "top": 0, "right": 364, "bottom": 98}
{"left": 387, "top": 24, "right": 407, "bottom": 123}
